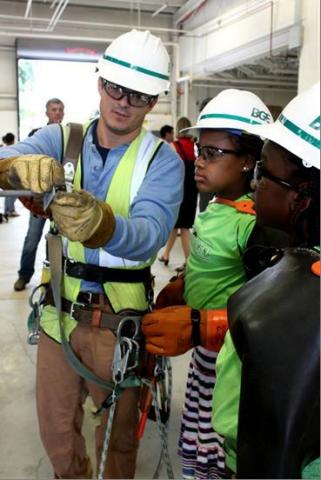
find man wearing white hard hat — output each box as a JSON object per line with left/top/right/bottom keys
{"left": 0, "top": 30, "right": 183, "bottom": 478}
{"left": 213, "top": 82, "right": 320, "bottom": 478}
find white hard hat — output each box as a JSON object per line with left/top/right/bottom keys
{"left": 183, "top": 89, "right": 273, "bottom": 136}
{"left": 97, "top": 29, "right": 170, "bottom": 96}
{"left": 247, "top": 83, "right": 320, "bottom": 170}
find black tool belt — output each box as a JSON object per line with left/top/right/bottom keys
{"left": 64, "top": 258, "right": 152, "bottom": 284}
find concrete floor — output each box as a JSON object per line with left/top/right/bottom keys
{"left": 0, "top": 201, "right": 191, "bottom": 479}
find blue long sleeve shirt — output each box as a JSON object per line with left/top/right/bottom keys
{"left": 0, "top": 123, "right": 184, "bottom": 292}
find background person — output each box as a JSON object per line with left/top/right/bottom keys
{"left": 1, "top": 133, "right": 19, "bottom": 217}
{"left": 28, "top": 97, "right": 65, "bottom": 137}
{"left": 0, "top": 29, "right": 183, "bottom": 479}
{"left": 160, "top": 124, "right": 174, "bottom": 143}
{"left": 14, "top": 98, "right": 65, "bottom": 291}
{"left": 158, "top": 117, "right": 197, "bottom": 268}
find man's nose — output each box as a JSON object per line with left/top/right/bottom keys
{"left": 118, "top": 94, "right": 130, "bottom": 107}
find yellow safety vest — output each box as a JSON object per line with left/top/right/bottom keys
{"left": 41, "top": 121, "right": 162, "bottom": 342}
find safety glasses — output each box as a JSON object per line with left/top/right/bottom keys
{"left": 253, "top": 161, "right": 299, "bottom": 191}
{"left": 195, "top": 143, "right": 243, "bottom": 162}
{"left": 102, "top": 79, "right": 156, "bottom": 108}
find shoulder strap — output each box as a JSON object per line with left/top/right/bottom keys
{"left": 63, "top": 122, "right": 83, "bottom": 168}
{"left": 60, "top": 122, "right": 84, "bottom": 189}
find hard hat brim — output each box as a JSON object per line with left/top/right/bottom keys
{"left": 246, "top": 122, "right": 320, "bottom": 170}
{"left": 180, "top": 122, "right": 257, "bottom": 137}
{"left": 97, "top": 58, "right": 169, "bottom": 96}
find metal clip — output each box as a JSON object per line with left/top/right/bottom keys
{"left": 64, "top": 162, "right": 75, "bottom": 193}
{"left": 111, "top": 316, "right": 141, "bottom": 384}
{"left": 112, "top": 338, "right": 132, "bottom": 384}
{"left": 117, "top": 316, "right": 140, "bottom": 340}
{"left": 27, "top": 285, "right": 46, "bottom": 345}
{"left": 27, "top": 304, "right": 41, "bottom": 345}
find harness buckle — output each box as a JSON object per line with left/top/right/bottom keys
{"left": 70, "top": 301, "right": 86, "bottom": 320}
{"left": 78, "top": 291, "right": 93, "bottom": 304}
{"left": 64, "top": 257, "right": 75, "bottom": 276}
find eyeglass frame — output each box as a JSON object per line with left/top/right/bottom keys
{"left": 195, "top": 143, "right": 243, "bottom": 162}
{"left": 253, "top": 160, "right": 299, "bottom": 191}
{"left": 101, "top": 78, "right": 157, "bottom": 108}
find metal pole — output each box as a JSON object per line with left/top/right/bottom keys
{"left": 0, "top": 190, "right": 33, "bottom": 197}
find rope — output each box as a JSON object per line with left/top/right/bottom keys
{"left": 97, "top": 400, "right": 117, "bottom": 480}
{"left": 151, "top": 379, "right": 174, "bottom": 479}
{"left": 152, "top": 358, "right": 173, "bottom": 479}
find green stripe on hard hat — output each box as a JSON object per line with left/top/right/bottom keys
{"left": 279, "top": 114, "right": 320, "bottom": 149}
{"left": 199, "top": 113, "right": 262, "bottom": 125}
{"left": 103, "top": 55, "right": 170, "bottom": 81}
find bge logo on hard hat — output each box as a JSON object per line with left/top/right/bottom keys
{"left": 251, "top": 108, "right": 272, "bottom": 123}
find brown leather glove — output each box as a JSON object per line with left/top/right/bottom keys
{"left": 51, "top": 190, "right": 115, "bottom": 247}
{"left": 142, "top": 306, "right": 228, "bottom": 356}
{"left": 155, "top": 273, "right": 185, "bottom": 308}
{"left": 0, "top": 155, "right": 65, "bottom": 192}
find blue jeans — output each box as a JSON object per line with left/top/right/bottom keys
{"left": 4, "top": 196, "right": 17, "bottom": 214}
{"left": 18, "top": 213, "right": 47, "bottom": 280}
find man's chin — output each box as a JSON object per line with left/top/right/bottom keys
{"left": 107, "top": 123, "right": 134, "bottom": 136}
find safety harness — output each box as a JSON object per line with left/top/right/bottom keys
{"left": 28, "top": 123, "right": 174, "bottom": 479}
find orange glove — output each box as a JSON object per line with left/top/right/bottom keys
{"left": 155, "top": 273, "right": 185, "bottom": 309}
{"left": 142, "top": 306, "right": 227, "bottom": 356}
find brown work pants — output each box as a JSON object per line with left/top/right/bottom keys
{"left": 36, "top": 326, "right": 140, "bottom": 479}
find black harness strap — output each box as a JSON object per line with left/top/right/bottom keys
{"left": 65, "top": 258, "right": 152, "bottom": 284}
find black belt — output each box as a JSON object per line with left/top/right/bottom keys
{"left": 64, "top": 258, "right": 152, "bottom": 284}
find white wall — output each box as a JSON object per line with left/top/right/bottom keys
{"left": 298, "top": 0, "right": 320, "bottom": 92}
{"left": 0, "top": 46, "right": 18, "bottom": 141}
{"left": 178, "top": 0, "right": 301, "bottom": 76}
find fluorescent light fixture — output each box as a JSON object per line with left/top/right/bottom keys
{"left": 152, "top": 3, "right": 168, "bottom": 17}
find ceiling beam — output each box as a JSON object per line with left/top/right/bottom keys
{"left": 174, "top": 0, "right": 205, "bottom": 25}
{"left": 24, "top": 0, "right": 33, "bottom": 18}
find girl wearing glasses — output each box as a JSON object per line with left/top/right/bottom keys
{"left": 143, "top": 89, "right": 288, "bottom": 479}
{"left": 213, "top": 83, "right": 320, "bottom": 479}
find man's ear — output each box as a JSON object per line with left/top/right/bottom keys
{"left": 98, "top": 77, "right": 103, "bottom": 95}
{"left": 147, "top": 96, "right": 158, "bottom": 112}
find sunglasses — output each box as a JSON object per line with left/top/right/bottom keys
{"left": 195, "top": 143, "right": 243, "bottom": 162}
{"left": 101, "top": 79, "right": 156, "bottom": 108}
{"left": 253, "top": 161, "right": 299, "bottom": 191}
